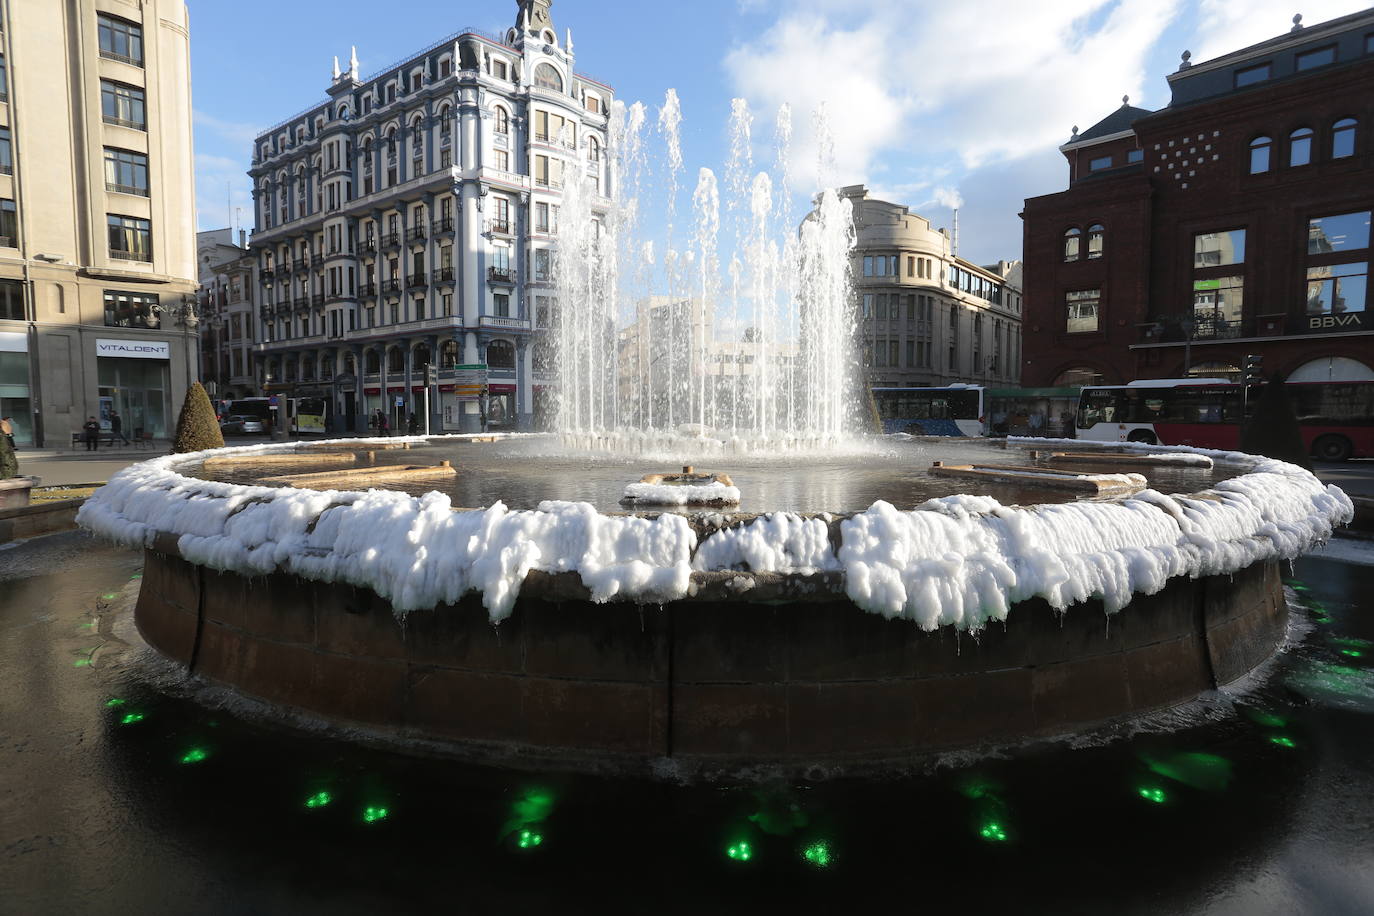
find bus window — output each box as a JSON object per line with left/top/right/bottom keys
{"left": 1077, "top": 389, "right": 1121, "bottom": 427}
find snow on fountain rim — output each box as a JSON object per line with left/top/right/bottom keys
{"left": 622, "top": 480, "right": 742, "bottom": 506}
{"left": 76, "top": 434, "right": 1353, "bottom": 630}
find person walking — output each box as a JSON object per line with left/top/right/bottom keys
{"left": 109, "top": 410, "right": 130, "bottom": 446}
{"left": 82, "top": 416, "right": 100, "bottom": 451}
{"left": 379, "top": 411, "right": 390, "bottom": 437}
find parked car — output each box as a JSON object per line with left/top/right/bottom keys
{"left": 219, "top": 415, "right": 264, "bottom": 435}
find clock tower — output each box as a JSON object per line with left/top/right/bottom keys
{"left": 516, "top": 0, "right": 555, "bottom": 35}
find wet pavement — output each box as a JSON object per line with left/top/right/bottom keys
{"left": 2, "top": 531, "right": 1373, "bottom": 914}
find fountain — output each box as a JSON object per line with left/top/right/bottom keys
{"left": 76, "top": 93, "right": 1354, "bottom": 781}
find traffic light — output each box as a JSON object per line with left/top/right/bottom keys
{"left": 1243, "top": 353, "right": 1263, "bottom": 386}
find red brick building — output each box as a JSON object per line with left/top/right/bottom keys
{"left": 1021, "top": 11, "right": 1374, "bottom": 388}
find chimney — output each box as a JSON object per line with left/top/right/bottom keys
{"left": 239, "top": 229, "right": 247, "bottom": 248}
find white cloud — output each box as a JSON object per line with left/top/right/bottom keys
{"left": 1191, "top": 0, "right": 1371, "bottom": 64}
{"left": 723, "top": 0, "right": 1185, "bottom": 190}
{"left": 193, "top": 109, "right": 262, "bottom": 148}
{"left": 194, "top": 152, "right": 254, "bottom": 234}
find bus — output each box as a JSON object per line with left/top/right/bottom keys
{"left": 872, "top": 386, "right": 1081, "bottom": 437}
{"left": 227, "top": 397, "right": 271, "bottom": 422}
{"left": 290, "top": 397, "right": 328, "bottom": 434}
{"left": 872, "top": 385, "right": 984, "bottom": 436}
{"left": 1074, "top": 378, "right": 1374, "bottom": 460}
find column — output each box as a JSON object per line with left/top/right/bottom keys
{"left": 518, "top": 337, "right": 533, "bottom": 430}
{"left": 460, "top": 330, "right": 480, "bottom": 432}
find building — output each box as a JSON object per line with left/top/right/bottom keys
{"left": 248, "top": 0, "right": 612, "bottom": 433}
{"left": 0, "top": 1, "right": 197, "bottom": 447}
{"left": 1021, "top": 10, "right": 1374, "bottom": 388}
{"left": 842, "top": 186, "right": 1023, "bottom": 389}
{"left": 196, "top": 228, "right": 257, "bottom": 402}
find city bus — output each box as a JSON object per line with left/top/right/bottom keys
{"left": 872, "top": 386, "right": 1081, "bottom": 437}
{"left": 1074, "top": 378, "right": 1374, "bottom": 460}
{"left": 289, "top": 397, "right": 328, "bottom": 434}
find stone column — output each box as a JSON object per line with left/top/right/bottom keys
{"left": 460, "top": 330, "right": 480, "bottom": 432}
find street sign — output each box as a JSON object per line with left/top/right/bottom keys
{"left": 425, "top": 364, "right": 438, "bottom": 386}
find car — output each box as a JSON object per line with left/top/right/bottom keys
{"left": 219, "top": 415, "right": 265, "bottom": 435}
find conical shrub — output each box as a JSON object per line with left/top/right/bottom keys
{"left": 0, "top": 428, "right": 17, "bottom": 479}
{"left": 172, "top": 381, "right": 225, "bottom": 454}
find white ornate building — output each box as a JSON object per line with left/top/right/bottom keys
{"left": 248, "top": 0, "right": 611, "bottom": 431}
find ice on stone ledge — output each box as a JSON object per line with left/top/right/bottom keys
{"left": 622, "top": 480, "right": 741, "bottom": 506}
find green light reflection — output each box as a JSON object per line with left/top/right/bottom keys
{"left": 1269, "top": 735, "right": 1296, "bottom": 748}
{"left": 1137, "top": 786, "right": 1167, "bottom": 804}
{"left": 979, "top": 822, "right": 1008, "bottom": 842}
{"left": 517, "top": 829, "right": 543, "bottom": 849}
{"left": 179, "top": 748, "right": 208, "bottom": 764}
{"left": 120, "top": 712, "right": 144, "bottom": 725}
{"left": 726, "top": 841, "right": 753, "bottom": 861}
{"left": 802, "top": 841, "right": 832, "bottom": 868}
{"left": 1142, "top": 751, "right": 1233, "bottom": 791}
{"left": 305, "top": 791, "right": 332, "bottom": 809}
{"left": 105, "top": 698, "right": 126, "bottom": 708}
{"left": 362, "top": 806, "right": 389, "bottom": 824}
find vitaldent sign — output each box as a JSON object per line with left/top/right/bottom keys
{"left": 96, "top": 339, "right": 170, "bottom": 360}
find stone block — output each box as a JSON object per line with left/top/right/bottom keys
{"left": 520, "top": 599, "right": 668, "bottom": 682}
{"left": 522, "top": 676, "right": 665, "bottom": 754}
{"left": 785, "top": 681, "right": 916, "bottom": 755}
{"left": 671, "top": 683, "right": 788, "bottom": 755}
{"left": 406, "top": 667, "right": 529, "bottom": 744}
{"left": 1030, "top": 652, "right": 1132, "bottom": 733}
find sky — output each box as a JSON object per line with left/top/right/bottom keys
{"left": 187, "top": 0, "right": 1373, "bottom": 267}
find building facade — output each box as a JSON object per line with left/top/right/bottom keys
{"left": 0, "top": 0, "right": 198, "bottom": 447}
{"left": 248, "top": 0, "right": 612, "bottom": 433}
{"left": 843, "top": 186, "right": 1023, "bottom": 389}
{"left": 1022, "top": 10, "right": 1374, "bottom": 388}
{"left": 196, "top": 228, "right": 257, "bottom": 402}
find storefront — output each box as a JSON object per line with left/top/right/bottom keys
{"left": 0, "top": 331, "right": 33, "bottom": 446}
{"left": 96, "top": 338, "right": 171, "bottom": 440}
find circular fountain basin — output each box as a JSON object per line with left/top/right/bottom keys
{"left": 79, "top": 435, "right": 1353, "bottom": 780}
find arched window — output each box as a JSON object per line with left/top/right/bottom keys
{"left": 487, "top": 339, "right": 515, "bottom": 369}
{"left": 1248, "top": 135, "right": 1271, "bottom": 173}
{"left": 301, "top": 355, "right": 315, "bottom": 380}
{"left": 438, "top": 107, "right": 452, "bottom": 144}
{"left": 441, "top": 340, "right": 460, "bottom": 369}
{"left": 362, "top": 137, "right": 373, "bottom": 171}
{"left": 1087, "top": 224, "right": 1105, "bottom": 259}
{"left": 387, "top": 346, "right": 404, "bottom": 373}
{"left": 1063, "top": 227, "right": 1081, "bottom": 262}
{"left": 543, "top": 30, "right": 557, "bottom": 46}
{"left": 494, "top": 107, "right": 510, "bottom": 135}
{"left": 534, "top": 63, "right": 563, "bottom": 92}
{"left": 413, "top": 344, "right": 431, "bottom": 373}
{"left": 1289, "top": 127, "right": 1314, "bottom": 166}
{"left": 1332, "top": 118, "right": 1357, "bottom": 159}
{"left": 365, "top": 350, "right": 380, "bottom": 373}
{"left": 386, "top": 129, "right": 397, "bottom": 163}
{"left": 587, "top": 136, "right": 601, "bottom": 163}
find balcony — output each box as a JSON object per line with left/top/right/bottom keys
{"left": 311, "top": 293, "right": 324, "bottom": 307}
{"left": 488, "top": 266, "right": 515, "bottom": 284}
{"left": 406, "top": 275, "right": 428, "bottom": 290}
{"left": 533, "top": 177, "right": 563, "bottom": 190}
{"left": 109, "top": 248, "right": 152, "bottom": 263}
{"left": 259, "top": 269, "right": 275, "bottom": 282}
{"left": 384, "top": 278, "right": 400, "bottom": 294}
{"left": 488, "top": 219, "right": 512, "bottom": 236}
{"left": 361, "top": 238, "right": 378, "bottom": 254}
{"left": 292, "top": 258, "right": 308, "bottom": 272}
{"left": 431, "top": 217, "right": 454, "bottom": 236}
{"left": 382, "top": 232, "right": 401, "bottom": 249}
{"left": 102, "top": 116, "right": 146, "bottom": 131}
{"left": 406, "top": 226, "right": 426, "bottom": 243}
{"left": 360, "top": 282, "right": 377, "bottom": 298}
{"left": 105, "top": 182, "right": 147, "bottom": 197}
{"left": 293, "top": 297, "right": 309, "bottom": 310}
{"left": 431, "top": 267, "right": 455, "bottom": 284}
{"left": 99, "top": 49, "right": 143, "bottom": 67}
{"left": 479, "top": 315, "right": 531, "bottom": 331}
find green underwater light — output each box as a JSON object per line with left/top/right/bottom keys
{"left": 979, "top": 822, "right": 1008, "bottom": 842}
{"left": 105, "top": 697, "right": 126, "bottom": 708}
{"left": 304, "top": 791, "right": 332, "bottom": 809}
{"left": 362, "top": 806, "right": 388, "bottom": 824}
{"left": 726, "top": 841, "right": 753, "bottom": 861}
{"left": 1269, "top": 735, "right": 1296, "bottom": 748}
{"left": 120, "top": 712, "right": 144, "bottom": 725}
{"left": 179, "top": 747, "right": 208, "bottom": 764}
{"left": 1137, "top": 786, "right": 1168, "bottom": 804}
{"left": 517, "top": 829, "right": 543, "bottom": 849}
{"left": 802, "top": 841, "right": 832, "bottom": 868}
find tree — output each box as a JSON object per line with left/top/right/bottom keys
{"left": 171, "top": 381, "right": 225, "bottom": 454}
{"left": 1239, "top": 375, "right": 1312, "bottom": 471}
{"left": 0, "top": 425, "right": 17, "bottom": 479}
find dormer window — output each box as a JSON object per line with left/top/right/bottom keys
{"left": 1088, "top": 155, "right": 1112, "bottom": 171}
{"left": 489, "top": 58, "right": 508, "bottom": 81}
{"left": 1234, "top": 62, "right": 1270, "bottom": 87}
{"left": 1296, "top": 46, "right": 1335, "bottom": 71}
{"left": 534, "top": 63, "right": 562, "bottom": 92}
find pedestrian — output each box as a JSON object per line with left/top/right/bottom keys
{"left": 82, "top": 416, "right": 100, "bottom": 451}
{"left": 109, "top": 410, "right": 130, "bottom": 446}
{"left": 479, "top": 387, "right": 490, "bottom": 433}
{"left": 407, "top": 412, "right": 418, "bottom": 436}
{"left": 379, "top": 411, "right": 390, "bottom": 437}
{"left": 1, "top": 416, "right": 14, "bottom": 450}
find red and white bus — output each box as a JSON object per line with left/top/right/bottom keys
{"left": 1075, "top": 378, "right": 1374, "bottom": 461}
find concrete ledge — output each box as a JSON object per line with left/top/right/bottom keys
{"left": 0, "top": 498, "right": 86, "bottom": 543}
{"left": 136, "top": 545, "right": 1287, "bottom": 780}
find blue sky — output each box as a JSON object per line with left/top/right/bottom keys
{"left": 188, "top": 0, "right": 1372, "bottom": 266}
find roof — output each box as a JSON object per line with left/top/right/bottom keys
{"left": 1073, "top": 104, "right": 1153, "bottom": 144}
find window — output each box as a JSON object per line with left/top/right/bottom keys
{"left": 1296, "top": 46, "right": 1335, "bottom": 71}
{"left": 495, "top": 107, "right": 510, "bottom": 135}
{"left": 1063, "top": 227, "right": 1081, "bottom": 261}
{"left": 1087, "top": 224, "right": 1105, "bottom": 259}
{"left": 1289, "top": 127, "right": 1314, "bottom": 167}
{"left": 1332, "top": 118, "right": 1357, "bottom": 159}
{"left": 534, "top": 249, "right": 551, "bottom": 281}
{"left": 440, "top": 148, "right": 451, "bottom": 169}
{"left": 1193, "top": 229, "right": 1246, "bottom": 268}
{"left": 586, "top": 95, "right": 601, "bottom": 114}
{"left": 1066, "top": 289, "right": 1100, "bottom": 333}
{"left": 495, "top": 149, "right": 509, "bottom": 171}
{"left": 1234, "top": 63, "right": 1270, "bottom": 87}
{"left": 104, "top": 148, "right": 148, "bottom": 196}
{"left": 494, "top": 293, "right": 510, "bottom": 318}
{"left": 489, "top": 58, "right": 509, "bottom": 81}
{"left": 103, "top": 290, "right": 159, "bottom": 328}
{"left": 438, "top": 57, "right": 452, "bottom": 79}
{"left": 588, "top": 136, "right": 601, "bottom": 162}
{"left": 98, "top": 14, "right": 143, "bottom": 66}
{"left": 536, "top": 202, "right": 549, "bottom": 232}
{"left": 414, "top": 295, "right": 425, "bottom": 321}
{"left": 0, "top": 53, "right": 7, "bottom": 102}
{"left": 1127, "top": 149, "right": 1143, "bottom": 164}
{"left": 1192, "top": 276, "right": 1245, "bottom": 334}
{"left": 1089, "top": 155, "right": 1112, "bottom": 171}
{"left": 0, "top": 200, "right": 16, "bottom": 247}
{"left": 1249, "top": 135, "right": 1272, "bottom": 173}
{"left": 487, "top": 339, "right": 515, "bottom": 369}
{"left": 1368, "top": 33, "right": 1374, "bottom": 54}
{"left": 107, "top": 214, "right": 151, "bottom": 261}
{"left": 0, "top": 129, "right": 9, "bottom": 176}
{"left": 534, "top": 63, "right": 563, "bottom": 92}
{"left": 1308, "top": 212, "right": 1371, "bottom": 254}
{"left": 1306, "top": 263, "right": 1368, "bottom": 316}
{"left": 101, "top": 81, "right": 146, "bottom": 129}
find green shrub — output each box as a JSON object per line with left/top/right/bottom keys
{"left": 172, "top": 381, "right": 225, "bottom": 454}
{"left": 0, "top": 429, "right": 17, "bottom": 479}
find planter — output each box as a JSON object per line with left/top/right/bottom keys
{"left": 0, "top": 475, "right": 40, "bottom": 509}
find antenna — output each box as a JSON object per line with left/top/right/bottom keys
{"left": 952, "top": 208, "right": 959, "bottom": 259}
